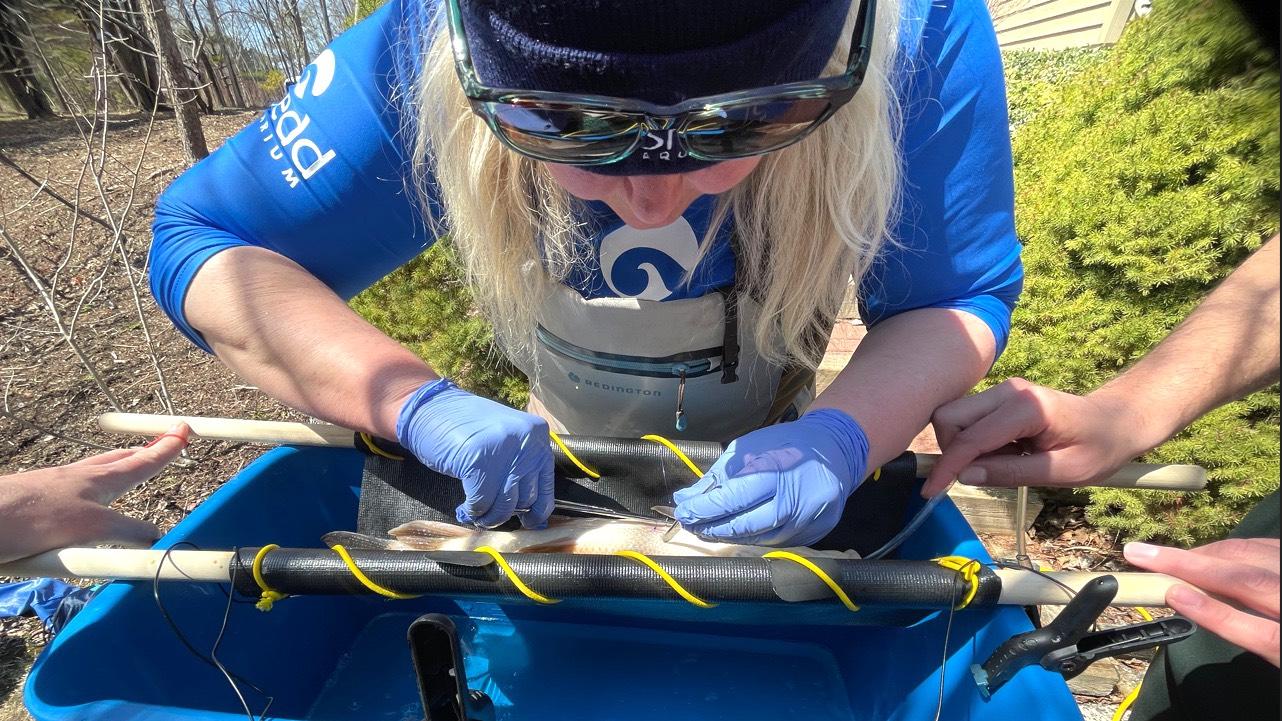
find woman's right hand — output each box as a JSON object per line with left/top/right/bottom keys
{"left": 395, "top": 379, "right": 555, "bottom": 529}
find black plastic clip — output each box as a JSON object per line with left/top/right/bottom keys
{"left": 972, "top": 575, "right": 1197, "bottom": 699}
{"left": 408, "top": 614, "right": 495, "bottom": 721}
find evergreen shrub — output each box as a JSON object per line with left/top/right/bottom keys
{"left": 350, "top": 241, "right": 529, "bottom": 408}
{"left": 998, "top": 0, "right": 1280, "bottom": 544}
{"left": 1003, "top": 46, "right": 1109, "bottom": 131}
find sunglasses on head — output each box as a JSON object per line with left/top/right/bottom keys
{"left": 444, "top": 0, "right": 878, "bottom": 167}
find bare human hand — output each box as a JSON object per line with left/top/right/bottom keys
{"left": 921, "top": 378, "right": 1155, "bottom": 497}
{"left": 1125, "top": 538, "right": 1280, "bottom": 667}
{"left": 0, "top": 424, "right": 190, "bottom": 563}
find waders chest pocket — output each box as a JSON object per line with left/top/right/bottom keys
{"left": 536, "top": 325, "right": 730, "bottom": 432}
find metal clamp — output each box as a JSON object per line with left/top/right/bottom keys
{"left": 972, "top": 575, "right": 1197, "bottom": 698}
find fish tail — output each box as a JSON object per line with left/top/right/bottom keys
{"left": 321, "top": 530, "right": 393, "bottom": 551}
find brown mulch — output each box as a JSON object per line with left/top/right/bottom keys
{"left": 0, "top": 109, "right": 300, "bottom": 721}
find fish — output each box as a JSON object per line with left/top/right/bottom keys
{"left": 323, "top": 515, "right": 858, "bottom": 559}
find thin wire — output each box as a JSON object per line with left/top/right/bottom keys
{"left": 213, "top": 558, "right": 275, "bottom": 721}
{"left": 152, "top": 543, "right": 274, "bottom": 721}
{"left": 155, "top": 540, "right": 255, "bottom": 605}
{"left": 932, "top": 576, "right": 960, "bottom": 721}
{"left": 988, "top": 559, "right": 1105, "bottom": 637}
{"left": 990, "top": 559, "right": 1081, "bottom": 602}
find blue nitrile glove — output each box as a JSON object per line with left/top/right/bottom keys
{"left": 672, "top": 409, "right": 871, "bottom": 547}
{"left": 395, "top": 378, "right": 555, "bottom": 529}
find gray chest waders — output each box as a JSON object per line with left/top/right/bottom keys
{"left": 517, "top": 267, "right": 811, "bottom": 442}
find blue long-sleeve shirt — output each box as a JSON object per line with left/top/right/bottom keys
{"left": 150, "top": 0, "right": 1022, "bottom": 355}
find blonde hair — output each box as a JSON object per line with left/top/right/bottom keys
{"left": 412, "top": 0, "right": 902, "bottom": 373}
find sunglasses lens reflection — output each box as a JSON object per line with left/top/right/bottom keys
{"left": 683, "top": 98, "right": 834, "bottom": 158}
{"left": 486, "top": 102, "right": 641, "bottom": 162}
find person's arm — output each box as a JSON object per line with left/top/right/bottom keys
{"left": 673, "top": 0, "right": 1021, "bottom": 545}
{"left": 809, "top": 308, "right": 997, "bottom": 471}
{"left": 813, "top": 0, "right": 1023, "bottom": 467}
{"left": 149, "top": 0, "right": 435, "bottom": 438}
{"left": 924, "top": 235, "right": 1280, "bottom": 494}
{"left": 1093, "top": 235, "right": 1280, "bottom": 450}
{"left": 0, "top": 427, "right": 189, "bottom": 563}
{"left": 184, "top": 248, "right": 556, "bottom": 529}
{"left": 150, "top": 1, "right": 554, "bottom": 527}
{"left": 184, "top": 247, "right": 435, "bottom": 441}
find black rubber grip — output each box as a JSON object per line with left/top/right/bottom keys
{"left": 233, "top": 548, "right": 1000, "bottom": 609}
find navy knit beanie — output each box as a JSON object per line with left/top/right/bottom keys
{"left": 458, "top": 0, "right": 855, "bottom": 175}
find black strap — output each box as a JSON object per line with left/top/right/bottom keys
{"left": 720, "top": 231, "right": 746, "bottom": 384}
{"left": 719, "top": 287, "right": 740, "bottom": 383}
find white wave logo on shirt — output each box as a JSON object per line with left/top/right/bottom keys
{"left": 259, "top": 49, "right": 338, "bottom": 188}
{"left": 598, "top": 218, "right": 700, "bottom": 301}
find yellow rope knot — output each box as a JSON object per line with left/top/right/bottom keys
{"left": 251, "top": 544, "right": 288, "bottom": 612}
{"left": 933, "top": 555, "right": 982, "bottom": 610}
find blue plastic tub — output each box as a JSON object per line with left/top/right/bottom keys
{"left": 25, "top": 446, "right": 1082, "bottom": 720}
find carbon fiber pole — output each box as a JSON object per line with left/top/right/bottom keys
{"left": 231, "top": 548, "right": 998, "bottom": 609}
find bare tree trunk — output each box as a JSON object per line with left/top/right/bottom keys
{"left": 195, "top": 49, "right": 224, "bottom": 106}
{"left": 250, "top": 0, "right": 303, "bottom": 74}
{"left": 70, "top": 0, "right": 165, "bottom": 111}
{"left": 286, "top": 0, "right": 309, "bottom": 62}
{"left": 172, "top": 0, "right": 226, "bottom": 109}
{"left": 317, "top": 0, "right": 334, "bottom": 43}
{"left": 0, "top": 1, "right": 55, "bottom": 118}
{"left": 202, "top": 0, "right": 244, "bottom": 107}
{"left": 137, "top": 0, "right": 207, "bottom": 161}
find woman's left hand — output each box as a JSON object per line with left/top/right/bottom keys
{"left": 672, "top": 409, "right": 870, "bottom": 547}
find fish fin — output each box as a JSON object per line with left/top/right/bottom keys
{"left": 322, "top": 531, "right": 392, "bottom": 551}
{"left": 388, "top": 520, "right": 474, "bottom": 539}
{"left": 776, "top": 547, "right": 862, "bottom": 560}
{"left": 517, "top": 540, "right": 579, "bottom": 553}
{"left": 425, "top": 552, "right": 495, "bottom": 568}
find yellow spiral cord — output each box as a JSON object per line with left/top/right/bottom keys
{"left": 762, "top": 551, "right": 860, "bottom": 612}
{"left": 548, "top": 430, "right": 601, "bottom": 479}
{"left": 331, "top": 544, "right": 422, "bottom": 599}
{"left": 246, "top": 543, "right": 955, "bottom": 617}
{"left": 472, "top": 546, "right": 560, "bottom": 604}
{"left": 614, "top": 550, "right": 717, "bottom": 608}
{"left": 640, "top": 434, "right": 706, "bottom": 477}
{"left": 358, "top": 432, "right": 405, "bottom": 461}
